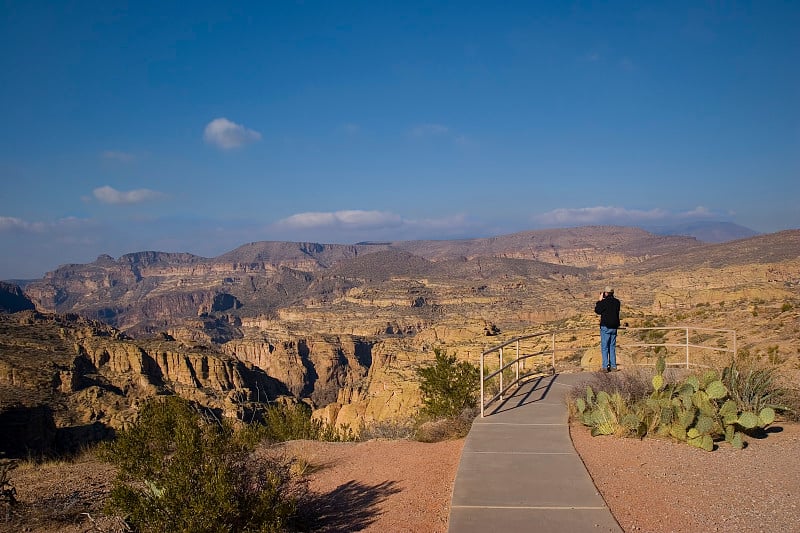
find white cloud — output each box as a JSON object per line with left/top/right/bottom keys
{"left": 92, "top": 185, "right": 164, "bottom": 205}
{"left": 0, "top": 216, "right": 89, "bottom": 234}
{"left": 203, "top": 117, "right": 262, "bottom": 150}
{"left": 410, "top": 123, "right": 450, "bottom": 137}
{"left": 534, "top": 206, "right": 715, "bottom": 227}
{"left": 270, "top": 209, "right": 485, "bottom": 244}
{"left": 277, "top": 210, "right": 403, "bottom": 230}
{"left": 101, "top": 150, "right": 135, "bottom": 162}
{"left": 0, "top": 216, "right": 43, "bottom": 232}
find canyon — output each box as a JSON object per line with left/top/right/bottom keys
{"left": 2, "top": 226, "right": 799, "bottom": 456}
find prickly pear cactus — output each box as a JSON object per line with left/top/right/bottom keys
{"left": 573, "top": 357, "right": 779, "bottom": 452}
{"left": 737, "top": 411, "right": 760, "bottom": 429}
{"left": 575, "top": 397, "right": 586, "bottom": 414}
{"left": 656, "top": 355, "right": 666, "bottom": 375}
{"left": 759, "top": 407, "right": 776, "bottom": 426}
{"left": 705, "top": 380, "right": 728, "bottom": 400}
{"left": 719, "top": 400, "right": 739, "bottom": 425}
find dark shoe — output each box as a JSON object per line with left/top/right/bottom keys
{"left": 605, "top": 365, "right": 611, "bottom": 373}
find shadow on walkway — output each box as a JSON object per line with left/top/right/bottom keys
{"left": 484, "top": 374, "right": 559, "bottom": 416}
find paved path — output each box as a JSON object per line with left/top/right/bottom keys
{"left": 448, "top": 373, "right": 622, "bottom": 532}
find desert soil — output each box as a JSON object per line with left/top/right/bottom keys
{"left": 5, "top": 423, "right": 799, "bottom": 532}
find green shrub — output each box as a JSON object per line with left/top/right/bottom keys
{"left": 416, "top": 348, "right": 479, "bottom": 420}
{"left": 103, "top": 396, "right": 301, "bottom": 532}
{"left": 255, "top": 402, "right": 356, "bottom": 443}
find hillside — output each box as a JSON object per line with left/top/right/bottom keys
{"left": 4, "top": 226, "right": 799, "bottom": 454}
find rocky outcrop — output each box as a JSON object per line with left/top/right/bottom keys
{"left": 0, "top": 282, "right": 35, "bottom": 313}
{"left": 0, "top": 312, "right": 287, "bottom": 455}
{"left": 221, "top": 334, "right": 373, "bottom": 406}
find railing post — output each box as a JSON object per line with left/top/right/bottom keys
{"left": 515, "top": 340, "right": 520, "bottom": 383}
{"left": 499, "top": 347, "right": 504, "bottom": 400}
{"left": 733, "top": 330, "right": 737, "bottom": 360}
{"left": 551, "top": 332, "right": 556, "bottom": 373}
{"left": 480, "top": 351, "right": 485, "bottom": 418}
{"left": 685, "top": 328, "right": 690, "bottom": 368}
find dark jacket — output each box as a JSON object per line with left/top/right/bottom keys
{"left": 595, "top": 295, "right": 621, "bottom": 329}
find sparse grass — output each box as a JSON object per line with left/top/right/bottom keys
{"left": 414, "top": 407, "right": 477, "bottom": 443}
{"left": 248, "top": 402, "right": 357, "bottom": 444}
{"left": 566, "top": 367, "right": 657, "bottom": 416}
{"left": 13, "top": 442, "right": 100, "bottom": 470}
{"left": 360, "top": 418, "right": 417, "bottom": 441}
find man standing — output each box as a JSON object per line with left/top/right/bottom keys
{"left": 594, "top": 286, "right": 621, "bottom": 372}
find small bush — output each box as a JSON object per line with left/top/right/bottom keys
{"left": 103, "top": 396, "right": 302, "bottom": 533}
{"left": 416, "top": 348, "right": 479, "bottom": 420}
{"left": 722, "top": 358, "right": 791, "bottom": 414}
{"left": 360, "top": 418, "right": 416, "bottom": 441}
{"left": 414, "top": 408, "right": 477, "bottom": 442}
{"left": 1, "top": 460, "right": 17, "bottom": 514}
{"left": 261, "top": 402, "right": 355, "bottom": 443}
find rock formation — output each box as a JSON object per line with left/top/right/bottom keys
{"left": 3, "top": 227, "right": 799, "bottom": 453}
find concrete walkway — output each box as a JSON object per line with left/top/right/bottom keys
{"left": 448, "top": 373, "right": 622, "bottom": 532}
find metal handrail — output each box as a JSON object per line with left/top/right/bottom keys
{"left": 479, "top": 326, "right": 737, "bottom": 417}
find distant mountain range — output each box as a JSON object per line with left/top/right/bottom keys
{"left": 643, "top": 221, "right": 759, "bottom": 243}
{"left": 0, "top": 222, "right": 769, "bottom": 287}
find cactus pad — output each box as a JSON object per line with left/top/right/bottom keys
{"left": 737, "top": 411, "right": 760, "bottom": 429}
{"left": 576, "top": 398, "right": 586, "bottom": 414}
{"left": 705, "top": 380, "right": 728, "bottom": 400}
{"left": 758, "top": 407, "right": 776, "bottom": 426}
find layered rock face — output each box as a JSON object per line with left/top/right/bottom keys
{"left": 0, "top": 311, "right": 287, "bottom": 455}
{"left": 221, "top": 334, "right": 372, "bottom": 405}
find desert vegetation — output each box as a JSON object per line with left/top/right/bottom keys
{"left": 102, "top": 396, "right": 304, "bottom": 532}
{"left": 570, "top": 355, "right": 797, "bottom": 451}
{"left": 1, "top": 350, "right": 478, "bottom": 531}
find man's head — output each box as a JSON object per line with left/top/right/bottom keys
{"left": 604, "top": 286, "right": 614, "bottom": 295}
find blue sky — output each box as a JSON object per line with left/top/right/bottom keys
{"left": 1, "top": 1, "right": 798, "bottom": 279}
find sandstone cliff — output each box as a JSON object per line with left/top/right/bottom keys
{"left": 6, "top": 227, "right": 799, "bottom": 449}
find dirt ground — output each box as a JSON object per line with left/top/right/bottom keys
{"left": 4, "top": 423, "right": 799, "bottom": 532}
{"left": 570, "top": 421, "right": 800, "bottom": 533}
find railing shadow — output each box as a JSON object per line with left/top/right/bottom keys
{"left": 483, "top": 373, "right": 557, "bottom": 416}
{"left": 301, "top": 479, "right": 401, "bottom": 532}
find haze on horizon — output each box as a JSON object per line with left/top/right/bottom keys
{"left": 1, "top": 2, "right": 798, "bottom": 280}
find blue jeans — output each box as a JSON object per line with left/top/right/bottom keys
{"left": 600, "top": 326, "right": 617, "bottom": 369}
